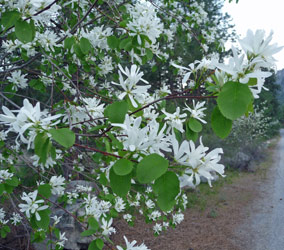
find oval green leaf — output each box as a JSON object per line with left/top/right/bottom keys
{"left": 217, "top": 81, "right": 253, "bottom": 120}
{"left": 113, "top": 159, "right": 133, "bottom": 176}
{"left": 187, "top": 117, "right": 202, "bottom": 133}
{"left": 137, "top": 154, "right": 168, "bottom": 184}
{"left": 153, "top": 171, "right": 180, "bottom": 211}
{"left": 49, "top": 128, "right": 75, "bottom": 148}
{"left": 109, "top": 168, "right": 131, "bottom": 197}
{"left": 15, "top": 20, "right": 33, "bottom": 43}
{"left": 211, "top": 106, "right": 232, "bottom": 139}
{"left": 104, "top": 101, "right": 128, "bottom": 123}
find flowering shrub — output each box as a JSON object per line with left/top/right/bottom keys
{"left": 228, "top": 103, "right": 279, "bottom": 145}
{"left": 0, "top": 0, "right": 282, "bottom": 249}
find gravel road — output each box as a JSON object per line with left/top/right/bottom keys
{"left": 238, "top": 129, "right": 284, "bottom": 250}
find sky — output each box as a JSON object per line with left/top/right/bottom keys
{"left": 223, "top": 0, "right": 284, "bottom": 70}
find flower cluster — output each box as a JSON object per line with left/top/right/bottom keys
{"left": 0, "top": 0, "right": 282, "bottom": 249}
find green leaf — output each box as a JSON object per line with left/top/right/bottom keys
{"left": 113, "top": 159, "right": 133, "bottom": 176}
{"left": 1, "top": 11, "right": 21, "bottom": 30}
{"left": 88, "top": 217, "right": 99, "bottom": 231}
{"left": 38, "top": 184, "right": 52, "bottom": 198}
{"left": 36, "top": 209, "right": 51, "bottom": 230}
{"left": 64, "top": 37, "right": 76, "bottom": 50}
{"left": 137, "top": 154, "right": 168, "bottom": 184}
{"left": 80, "top": 229, "right": 97, "bottom": 237}
{"left": 104, "top": 101, "right": 128, "bottom": 123}
{"left": 0, "top": 184, "right": 4, "bottom": 196}
{"left": 153, "top": 171, "right": 180, "bottom": 211}
{"left": 185, "top": 126, "right": 198, "bottom": 142}
{"left": 5, "top": 176, "right": 19, "bottom": 187}
{"left": 3, "top": 225, "right": 10, "bottom": 234}
{"left": 217, "top": 81, "right": 253, "bottom": 120}
{"left": 187, "top": 117, "right": 202, "bottom": 133}
{"left": 29, "top": 79, "right": 46, "bottom": 92}
{"left": 211, "top": 106, "right": 232, "bottom": 139}
{"left": 34, "top": 133, "right": 49, "bottom": 164}
{"left": 107, "top": 35, "right": 119, "bottom": 49}
{"left": 109, "top": 168, "right": 131, "bottom": 197}
{"left": 15, "top": 20, "right": 33, "bottom": 43}
{"left": 95, "top": 239, "right": 104, "bottom": 249}
{"left": 80, "top": 37, "right": 92, "bottom": 54}
{"left": 49, "top": 128, "right": 75, "bottom": 148}
{"left": 119, "top": 37, "right": 132, "bottom": 51}
{"left": 146, "top": 48, "right": 153, "bottom": 61}
{"left": 88, "top": 239, "right": 104, "bottom": 250}
{"left": 30, "top": 19, "right": 36, "bottom": 40}
{"left": 73, "top": 43, "right": 84, "bottom": 58}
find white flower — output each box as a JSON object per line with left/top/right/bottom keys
{"left": 184, "top": 100, "right": 207, "bottom": 124}
{"left": 0, "top": 99, "right": 62, "bottom": 149}
{"left": 115, "top": 197, "right": 126, "bottom": 213}
{"left": 126, "top": 1, "right": 164, "bottom": 45}
{"left": 51, "top": 215, "right": 62, "bottom": 225}
{"left": 10, "top": 212, "right": 22, "bottom": 225}
{"left": 170, "top": 135, "right": 224, "bottom": 188}
{"left": 112, "top": 115, "right": 147, "bottom": 152}
{"left": 171, "top": 62, "right": 194, "bottom": 86}
{"left": 112, "top": 65, "right": 150, "bottom": 108}
{"left": 0, "top": 208, "right": 8, "bottom": 224}
{"left": 149, "top": 210, "right": 161, "bottom": 221}
{"left": 0, "top": 170, "right": 14, "bottom": 183}
{"left": 116, "top": 236, "right": 150, "bottom": 250}
{"left": 153, "top": 223, "right": 162, "bottom": 234}
{"left": 172, "top": 213, "right": 184, "bottom": 225}
{"left": 101, "top": 218, "right": 116, "bottom": 236}
{"left": 7, "top": 70, "right": 28, "bottom": 90}
{"left": 19, "top": 190, "right": 49, "bottom": 220}
{"left": 145, "top": 199, "right": 155, "bottom": 209}
{"left": 49, "top": 175, "right": 65, "bottom": 195}
{"left": 82, "top": 97, "right": 105, "bottom": 119}
{"left": 56, "top": 232, "right": 67, "bottom": 248}
{"left": 239, "top": 29, "right": 283, "bottom": 66}
{"left": 163, "top": 222, "right": 169, "bottom": 229}
{"left": 123, "top": 214, "right": 132, "bottom": 222}
{"left": 162, "top": 107, "right": 187, "bottom": 133}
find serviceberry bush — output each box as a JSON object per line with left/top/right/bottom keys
{"left": 0, "top": 0, "right": 282, "bottom": 249}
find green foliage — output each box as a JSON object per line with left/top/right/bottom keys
{"left": 113, "top": 158, "right": 133, "bottom": 176}
{"left": 187, "top": 117, "right": 202, "bottom": 133}
{"left": 15, "top": 20, "right": 34, "bottom": 43}
{"left": 35, "top": 209, "right": 51, "bottom": 230}
{"left": 153, "top": 171, "right": 180, "bottom": 211}
{"left": 1, "top": 11, "right": 21, "bottom": 31}
{"left": 49, "top": 128, "right": 75, "bottom": 148}
{"left": 104, "top": 101, "right": 128, "bottom": 123}
{"left": 80, "top": 37, "right": 92, "bottom": 54}
{"left": 217, "top": 81, "right": 253, "bottom": 120}
{"left": 107, "top": 35, "right": 120, "bottom": 49}
{"left": 34, "top": 133, "right": 52, "bottom": 164}
{"left": 136, "top": 154, "right": 168, "bottom": 184}
{"left": 38, "top": 184, "right": 52, "bottom": 198}
{"left": 109, "top": 168, "right": 131, "bottom": 197}
{"left": 211, "top": 106, "right": 232, "bottom": 139}
{"left": 88, "top": 239, "right": 104, "bottom": 250}
{"left": 1, "top": 225, "right": 10, "bottom": 238}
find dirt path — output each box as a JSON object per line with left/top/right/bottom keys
{"left": 111, "top": 134, "right": 282, "bottom": 250}
{"left": 237, "top": 129, "right": 284, "bottom": 250}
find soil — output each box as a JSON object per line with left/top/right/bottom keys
{"left": 110, "top": 138, "right": 279, "bottom": 250}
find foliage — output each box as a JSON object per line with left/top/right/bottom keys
{"left": 0, "top": 0, "right": 281, "bottom": 249}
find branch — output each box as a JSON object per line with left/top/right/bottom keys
{"left": 74, "top": 143, "right": 123, "bottom": 159}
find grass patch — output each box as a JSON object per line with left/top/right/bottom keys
{"left": 186, "top": 167, "right": 240, "bottom": 211}
{"left": 186, "top": 136, "right": 280, "bottom": 212}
